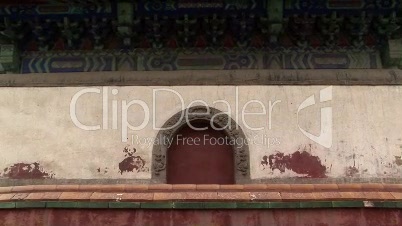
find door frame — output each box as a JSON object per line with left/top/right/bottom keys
{"left": 151, "top": 106, "right": 250, "bottom": 184}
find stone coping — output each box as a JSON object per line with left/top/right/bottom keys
{"left": 0, "top": 184, "right": 402, "bottom": 205}
{"left": 0, "top": 201, "right": 402, "bottom": 209}
{"left": 1, "top": 69, "right": 401, "bottom": 87}
{"left": 1, "top": 183, "right": 402, "bottom": 193}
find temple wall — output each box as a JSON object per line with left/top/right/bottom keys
{"left": 0, "top": 85, "right": 401, "bottom": 183}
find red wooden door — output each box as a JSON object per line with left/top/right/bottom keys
{"left": 167, "top": 122, "right": 235, "bottom": 184}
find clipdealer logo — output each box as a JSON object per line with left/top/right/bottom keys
{"left": 69, "top": 87, "right": 333, "bottom": 148}
{"left": 297, "top": 86, "right": 333, "bottom": 148}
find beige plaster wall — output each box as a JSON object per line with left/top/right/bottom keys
{"left": 0, "top": 86, "right": 401, "bottom": 181}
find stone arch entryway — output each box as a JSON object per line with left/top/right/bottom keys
{"left": 151, "top": 106, "right": 250, "bottom": 184}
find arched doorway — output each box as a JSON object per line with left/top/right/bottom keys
{"left": 167, "top": 121, "right": 235, "bottom": 184}
{"left": 151, "top": 106, "right": 250, "bottom": 184}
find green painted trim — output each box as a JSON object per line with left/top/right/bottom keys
{"left": 373, "top": 202, "right": 397, "bottom": 208}
{"left": 46, "top": 201, "right": 77, "bottom": 208}
{"left": 16, "top": 202, "right": 46, "bottom": 208}
{"left": 300, "top": 201, "right": 333, "bottom": 208}
{"left": 0, "top": 201, "right": 400, "bottom": 210}
{"left": 269, "top": 202, "right": 300, "bottom": 209}
{"left": 395, "top": 202, "right": 402, "bottom": 208}
{"left": 173, "top": 202, "right": 205, "bottom": 209}
{"left": 236, "top": 202, "right": 270, "bottom": 209}
{"left": 46, "top": 201, "right": 108, "bottom": 209}
{"left": 75, "top": 202, "right": 109, "bottom": 209}
{"left": 109, "top": 202, "right": 141, "bottom": 209}
{"left": 0, "top": 202, "right": 15, "bottom": 209}
{"left": 332, "top": 201, "right": 365, "bottom": 208}
{"left": 203, "top": 202, "right": 237, "bottom": 209}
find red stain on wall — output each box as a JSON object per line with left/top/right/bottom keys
{"left": 119, "top": 156, "right": 147, "bottom": 174}
{"left": 118, "top": 146, "right": 148, "bottom": 174}
{"left": 2, "top": 162, "right": 54, "bottom": 179}
{"left": 262, "top": 148, "right": 327, "bottom": 178}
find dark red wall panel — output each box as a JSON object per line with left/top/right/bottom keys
{"left": 0, "top": 209, "right": 401, "bottom": 226}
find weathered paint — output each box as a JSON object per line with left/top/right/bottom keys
{"left": 0, "top": 209, "right": 401, "bottom": 226}
{"left": 261, "top": 148, "right": 327, "bottom": 178}
{"left": 0, "top": 86, "right": 401, "bottom": 181}
{"left": 2, "top": 162, "right": 54, "bottom": 179}
{"left": 119, "top": 147, "right": 148, "bottom": 175}
{"left": 119, "top": 156, "right": 147, "bottom": 175}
